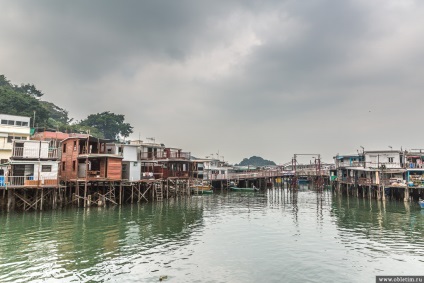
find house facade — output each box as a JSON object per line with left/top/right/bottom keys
{"left": 0, "top": 140, "right": 59, "bottom": 187}
{"left": 60, "top": 136, "right": 123, "bottom": 181}
{"left": 334, "top": 150, "right": 406, "bottom": 187}
{"left": 0, "top": 114, "right": 31, "bottom": 164}
{"left": 106, "top": 143, "right": 141, "bottom": 181}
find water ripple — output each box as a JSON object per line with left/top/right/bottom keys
{"left": 1, "top": 191, "right": 423, "bottom": 282}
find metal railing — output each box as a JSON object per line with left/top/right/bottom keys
{"left": 12, "top": 147, "right": 58, "bottom": 159}
{"left": 0, "top": 175, "right": 59, "bottom": 187}
{"left": 139, "top": 151, "right": 190, "bottom": 160}
{"left": 166, "top": 171, "right": 190, "bottom": 178}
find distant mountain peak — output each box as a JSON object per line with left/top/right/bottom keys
{"left": 236, "top": 156, "right": 276, "bottom": 167}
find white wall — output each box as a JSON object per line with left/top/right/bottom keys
{"left": 365, "top": 152, "right": 401, "bottom": 168}
{"left": 20, "top": 141, "right": 49, "bottom": 158}
{"left": 33, "top": 161, "right": 59, "bottom": 180}
{"left": 129, "top": 161, "right": 141, "bottom": 181}
{"left": 123, "top": 145, "right": 138, "bottom": 161}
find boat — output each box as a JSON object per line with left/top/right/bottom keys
{"left": 230, "top": 185, "right": 259, "bottom": 192}
{"left": 419, "top": 199, "right": 424, "bottom": 209}
{"left": 297, "top": 177, "right": 310, "bottom": 184}
{"left": 190, "top": 181, "right": 213, "bottom": 195}
{"left": 192, "top": 189, "right": 213, "bottom": 195}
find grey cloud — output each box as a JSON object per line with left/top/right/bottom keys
{"left": 2, "top": 0, "right": 424, "bottom": 163}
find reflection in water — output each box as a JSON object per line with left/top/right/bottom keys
{"left": 0, "top": 197, "right": 204, "bottom": 282}
{"left": 331, "top": 195, "right": 424, "bottom": 259}
{"left": 0, "top": 190, "right": 423, "bottom": 282}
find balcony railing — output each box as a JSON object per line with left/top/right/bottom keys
{"left": 0, "top": 175, "right": 58, "bottom": 187}
{"left": 357, "top": 178, "right": 373, "bottom": 185}
{"left": 140, "top": 151, "right": 190, "bottom": 160}
{"left": 12, "top": 147, "right": 58, "bottom": 159}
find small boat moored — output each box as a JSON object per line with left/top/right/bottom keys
{"left": 419, "top": 199, "right": 424, "bottom": 209}
{"left": 190, "top": 181, "right": 213, "bottom": 195}
{"left": 230, "top": 185, "right": 259, "bottom": 192}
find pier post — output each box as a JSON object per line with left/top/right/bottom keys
{"left": 76, "top": 181, "right": 80, "bottom": 207}
{"left": 131, "top": 185, "right": 134, "bottom": 204}
{"left": 35, "top": 189, "right": 39, "bottom": 210}
{"left": 52, "top": 188, "right": 57, "bottom": 209}
{"left": 7, "top": 189, "right": 15, "bottom": 212}
{"left": 119, "top": 182, "right": 123, "bottom": 205}
{"left": 84, "top": 181, "right": 88, "bottom": 208}
{"left": 404, "top": 187, "right": 409, "bottom": 202}
{"left": 41, "top": 188, "right": 44, "bottom": 211}
{"left": 382, "top": 185, "right": 386, "bottom": 201}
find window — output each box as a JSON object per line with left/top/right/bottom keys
{"left": 72, "top": 161, "right": 76, "bottom": 171}
{"left": 1, "top": 159, "right": 8, "bottom": 165}
{"left": 7, "top": 136, "right": 24, "bottom": 143}
{"left": 133, "top": 162, "right": 138, "bottom": 166}
{"left": 22, "top": 122, "right": 28, "bottom": 126}
{"left": 388, "top": 157, "right": 394, "bottom": 163}
{"left": 62, "top": 161, "right": 66, "bottom": 171}
{"left": 63, "top": 143, "right": 67, "bottom": 153}
{"left": 41, "top": 165, "right": 52, "bottom": 172}
{"left": 7, "top": 120, "right": 14, "bottom": 125}
{"left": 1, "top": 120, "right": 7, "bottom": 125}
{"left": 73, "top": 141, "right": 77, "bottom": 151}
{"left": 15, "top": 121, "right": 22, "bottom": 126}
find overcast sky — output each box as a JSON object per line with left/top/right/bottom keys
{"left": 1, "top": 0, "right": 424, "bottom": 164}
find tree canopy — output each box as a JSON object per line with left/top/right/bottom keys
{"left": 0, "top": 82, "right": 49, "bottom": 126}
{"left": 79, "top": 111, "right": 133, "bottom": 141}
{"left": 0, "top": 75, "right": 134, "bottom": 141}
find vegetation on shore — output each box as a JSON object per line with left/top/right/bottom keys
{"left": 0, "top": 75, "right": 133, "bottom": 140}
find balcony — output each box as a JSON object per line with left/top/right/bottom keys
{"left": 140, "top": 151, "right": 190, "bottom": 160}
{"left": 357, "top": 178, "right": 373, "bottom": 185}
{"left": 0, "top": 175, "right": 58, "bottom": 187}
{"left": 12, "top": 147, "right": 58, "bottom": 159}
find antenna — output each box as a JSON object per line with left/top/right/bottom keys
{"left": 146, "top": 137, "right": 155, "bottom": 143}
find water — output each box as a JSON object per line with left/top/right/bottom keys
{"left": 1, "top": 189, "right": 423, "bottom": 282}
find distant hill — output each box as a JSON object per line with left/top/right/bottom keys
{"left": 236, "top": 156, "right": 276, "bottom": 167}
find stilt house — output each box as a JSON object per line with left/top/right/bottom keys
{"left": 60, "top": 135, "right": 123, "bottom": 182}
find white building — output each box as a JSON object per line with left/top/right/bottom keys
{"left": 0, "top": 114, "right": 31, "bottom": 163}
{"left": 364, "top": 150, "right": 404, "bottom": 169}
{"left": 1, "top": 140, "right": 59, "bottom": 187}
{"left": 202, "top": 159, "right": 232, "bottom": 180}
{"left": 106, "top": 143, "right": 142, "bottom": 181}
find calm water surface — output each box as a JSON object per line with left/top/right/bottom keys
{"left": 1, "top": 189, "right": 423, "bottom": 282}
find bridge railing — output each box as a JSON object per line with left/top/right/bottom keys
{"left": 215, "top": 169, "right": 330, "bottom": 181}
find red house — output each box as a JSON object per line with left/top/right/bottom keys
{"left": 60, "top": 135, "right": 123, "bottom": 181}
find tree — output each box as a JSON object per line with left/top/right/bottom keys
{"left": 79, "top": 111, "right": 133, "bottom": 141}
{"left": 14, "top": 83, "right": 44, "bottom": 97}
{"left": 40, "top": 101, "right": 72, "bottom": 124}
{"left": 0, "top": 85, "right": 49, "bottom": 127}
{"left": 0, "top": 75, "right": 12, "bottom": 87}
